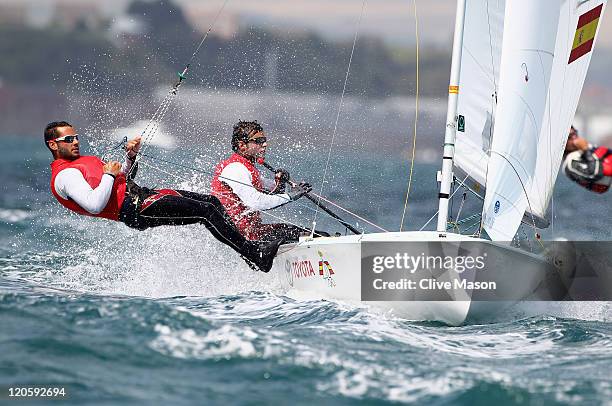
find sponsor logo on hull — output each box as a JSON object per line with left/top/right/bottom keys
{"left": 292, "top": 260, "right": 317, "bottom": 279}
{"left": 318, "top": 250, "right": 336, "bottom": 287}
{"left": 283, "top": 251, "right": 338, "bottom": 288}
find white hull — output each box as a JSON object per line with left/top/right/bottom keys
{"left": 272, "top": 231, "right": 563, "bottom": 325}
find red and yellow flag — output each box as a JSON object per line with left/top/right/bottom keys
{"left": 568, "top": 4, "right": 604, "bottom": 64}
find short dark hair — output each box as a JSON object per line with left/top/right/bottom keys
{"left": 44, "top": 121, "right": 73, "bottom": 143}
{"left": 232, "top": 120, "right": 263, "bottom": 152}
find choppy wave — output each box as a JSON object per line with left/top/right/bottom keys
{"left": 2, "top": 281, "right": 612, "bottom": 404}
{"left": 3, "top": 137, "right": 612, "bottom": 404}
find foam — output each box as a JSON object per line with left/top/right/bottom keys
{"left": 150, "top": 323, "right": 258, "bottom": 359}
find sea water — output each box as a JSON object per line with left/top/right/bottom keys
{"left": 2, "top": 135, "right": 612, "bottom": 405}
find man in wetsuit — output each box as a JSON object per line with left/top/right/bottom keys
{"left": 211, "top": 120, "right": 318, "bottom": 241}
{"left": 563, "top": 125, "right": 612, "bottom": 193}
{"left": 45, "top": 121, "right": 281, "bottom": 272}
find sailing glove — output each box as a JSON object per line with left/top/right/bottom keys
{"left": 288, "top": 181, "right": 312, "bottom": 201}
{"left": 275, "top": 168, "right": 290, "bottom": 183}
{"left": 274, "top": 168, "right": 291, "bottom": 193}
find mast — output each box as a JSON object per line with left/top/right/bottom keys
{"left": 436, "top": 0, "right": 467, "bottom": 233}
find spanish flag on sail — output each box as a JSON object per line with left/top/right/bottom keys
{"left": 568, "top": 4, "right": 604, "bottom": 64}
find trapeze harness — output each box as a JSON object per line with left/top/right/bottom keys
{"left": 211, "top": 153, "right": 306, "bottom": 241}
{"left": 49, "top": 155, "right": 253, "bottom": 252}
{"left": 563, "top": 146, "right": 612, "bottom": 194}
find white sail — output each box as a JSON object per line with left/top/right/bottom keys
{"left": 526, "top": 1, "right": 607, "bottom": 221}
{"left": 481, "top": 0, "right": 561, "bottom": 240}
{"left": 453, "top": 0, "right": 606, "bottom": 240}
{"left": 454, "top": 0, "right": 504, "bottom": 190}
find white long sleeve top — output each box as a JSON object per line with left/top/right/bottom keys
{"left": 53, "top": 157, "right": 134, "bottom": 214}
{"left": 219, "top": 162, "right": 290, "bottom": 211}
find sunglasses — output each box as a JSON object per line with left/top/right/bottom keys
{"left": 51, "top": 134, "right": 79, "bottom": 143}
{"left": 247, "top": 137, "right": 267, "bottom": 145}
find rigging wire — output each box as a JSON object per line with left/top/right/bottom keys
{"left": 399, "top": 0, "right": 420, "bottom": 231}
{"left": 419, "top": 172, "right": 471, "bottom": 231}
{"left": 136, "top": 159, "right": 320, "bottom": 233}
{"left": 103, "top": 0, "right": 392, "bottom": 236}
{"left": 127, "top": 0, "right": 231, "bottom": 177}
{"left": 131, "top": 150, "right": 388, "bottom": 233}
{"left": 136, "top": 152, "right": 310, "bottom": 211}
{"left": 311, "top": 0, "right": 367, "bottom": 235}
{"left": 113, "top": 0, "right": 385, "bottom": 236}
{"left": 451, "top": 191, "right": 467, "bottom": 233}
{"left": 478, "top": 0, "right": 498, "bottom": 238}
{"left": 307, "top": 192, "right": 388, "bottom": 232}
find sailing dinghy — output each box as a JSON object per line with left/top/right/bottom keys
{"left": 271, "top": 0, "right": 607, "bottom": 325}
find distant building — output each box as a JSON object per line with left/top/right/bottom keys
{"left": 51, "top": 2, "right": 105, "bottom": 30}
{"left": 181, "top": 6, "right": 239, "bottom": 39}
{"left": 0, "top": 0, "right": 113, "bottom": 30}
{"left": 0, "top": 2, "right": 28, "bottom": 27}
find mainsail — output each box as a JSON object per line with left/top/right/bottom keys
{"left": 453, "top": 0, "right": 607, "bottom": 240}
{"left": 454, "top": 0, "right": 504, "bottom": 190}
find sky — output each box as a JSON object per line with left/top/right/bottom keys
{"left": 190, "top": 0, "right": 612, "bottom": 48}
{"left": 178, "top": 0, "right": 457, "bottom": 46}
{"left": 3, "top": 0, "right": 612, "bottom": 48}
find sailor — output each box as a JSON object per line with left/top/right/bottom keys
{"left": 562, "top": 125, "right": 612, "bottom": 193}
{"left": 564, "top": 125, "right": 590, "bottom": 155}
{"left": 211, "top": 120, "right": 318, "bottom": 241}
{"left": 45, "top": 121, "right": 282, "bottom": 272}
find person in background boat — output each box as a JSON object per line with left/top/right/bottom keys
{"left": 45, "top": 121, "right": 282, "bottom": 272}
{"left": 564, "top": 125, "right": 590, "bottom": 156}
{"left": 563, "top": 125, "right": 612, "bottom": 194}
{"left": 211, "top": 120, "right": 324, "bottom": 241}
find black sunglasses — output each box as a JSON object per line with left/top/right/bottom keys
{"left": 248, "top": 137, "right": 267, "bottom": 145}
{"left": 51, "top": 134, "right": 79, "bottom": 143}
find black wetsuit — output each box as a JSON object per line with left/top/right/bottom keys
{"left": 254, "top": 223, "right": 330, "bottom": 242}
{"left": 118, "top": 182, "right": 253, "bottom": 254}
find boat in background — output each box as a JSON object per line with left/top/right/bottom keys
{"left": 271, "top": 0, "right": 608, "bottom": 325}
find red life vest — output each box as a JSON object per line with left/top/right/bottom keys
{"left": 211, "top": 153, "right": 264, "bottom": 240}
{"left": 50, "top": 156, "right": 126, "bottom": 221}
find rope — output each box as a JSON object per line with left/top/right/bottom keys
{"left": 137, "top": 159, "right": 315, "bottom": 232}
{"left": 136, "top": 152, "right": 306, "bottom": 210}
{"left": 419, "top": 173, "right": 471, "bottom": 231}
{"left": 477, "top": 0, "right": 499, "bottom": 238}
{"left": 453, "top": 191, "right": 467, "bottom": 232}
{"left": 307, "top": 192, "right": 388, "bottom": 232}
{"left": 399, "top": 0, "right": 420, "bottom": 231}
{"left": 454, "top": 213, "right": 481, "bottom": 226}
{"left": 100, "top": 136, "right": 128, "bottom": 162}
{"left": 446, "top": 212, "right": 481, "bottom": 233}
{"left": 132, "top": 151, "right": 388, "bottom": 233}
{"left": 312, "top": 0, "right": 367, "bottom": 233}
{"left": 127, "top": 0, "right": 231, "bottom": 177}
{"left": 136, "top": 93, "right": 176, "bottom": 161}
